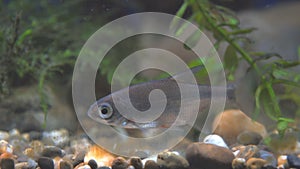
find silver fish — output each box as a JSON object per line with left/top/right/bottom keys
{"left": 87, "top": 66, "right": 236, "bottom": 129}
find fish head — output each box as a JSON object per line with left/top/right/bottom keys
{"left": 87, "top": 94, "right": 141, "bottom": 128}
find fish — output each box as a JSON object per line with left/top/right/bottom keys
{"left": 87, "top": 65, "right": 236, "bottom": 130}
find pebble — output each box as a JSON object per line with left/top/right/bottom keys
{"left": 0, "top": 152, "right": 16, "bottom": 159}
{"left": 9, "top": 128, "right": 21, "bottom": 138}
{"left": 258, "top": 150, "right": 277, "bottom": 168}
{"left": 15, "top": 159, "right": 38, "bottom": 169}
{"left": 186, "top": 142, "right": 234, "bottom": 169}
{"left": 42, "top": 129, "right": 69, "bottom": 147}
{"left": 128, "top": 157, "right": 143, "bottom": 169}
{"left": 60, "top": 160, "right": 74, "bottom": 169}
{"left": 142, "top": 155, "right": 157, "bottom": 166}
{"left": 278, "top": 155, "right": 287, "bottom": 166}
{"left": 76, "top": 164, "right": 91, "bottom": 169}
{"left": 212, "top": 109, "right": 267, "bottom": 145}
{"left": 157, "top": 151, "right": 189, "bottom": 169}
{"left": 237, "top": 131, "right": 263, "bottom": 145}
{"left": 268, "top": 131, "right": 298, "bottom": 154}
{"left": 246, "top": 158, "right": 267, "bottom": 169}
{"left": 0, "top": 158, "right": 15, "bottom": 169}
{"left": 38, "top": 157, "right": 54, "bottom": 169}
{"left": 144, "top": 160, "right": 159, "bottom": 169}
{"left": 70, "top": 138, "right": 91, "bottom": 155}
{"left": 41, "top": 146, "right": 65, "bottom": 158}
{"left": 234, "top": 145, "right": 260, "bottom": 160}
{"left": 111, "top": 157, "right": 129, "bottom": 169}
{"left": 88, "top": 159, "right": 98, "bottom": 169}
{"left": 0, "top": 140, "right": 13, "bottom": 154}
{"left": 0, "top": 131, "right": 9, "bottom": 140}
{"left": 203, "top": 134, "right": 228, "bottom": 149}
{"left": 15, "top": 162, "right": 29, "bottom": 169}
{"left": 97, "top": 167, "right": 110, "bottom": 169}
{"left": 73, "top": 151, "right": 86, "bottom": 167}
{"left": 29, "top": 131, "right": 43, "bottom": 141}
{"left": 232, "top": 158, "right": 246, "bottom": 169}
{"left": 28, "top": 158, "right": 38, "bottom": 168}
{"left": 287, "top": 154, "right": 300, "bottom": 169}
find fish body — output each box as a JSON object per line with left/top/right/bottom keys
{"left": 87, "top": 68, "right": 236, "bottom": 130}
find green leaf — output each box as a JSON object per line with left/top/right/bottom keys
{"left": 229, "top": 28, "right": 257, "bottom": 35}
{"left": 224, "top": 44, "right": 238, "bottom": 73}
{"left": 251, "top": 52, "right": 282, "bottom": 62}
{"left": 17, "top": 29, "right": 32, "bottom": 45}
{"left": 274, "top": 60, "right": 300, "bottom": 68}
{"left": 273, "top": 79, "right": 300, "bottom": 88}
{"left": 272, "top": 69, "right": 290, "bottom": 79}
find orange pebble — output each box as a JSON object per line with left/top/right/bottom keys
{"left": 0, "top": 152, "right": 16, "bottom": 159}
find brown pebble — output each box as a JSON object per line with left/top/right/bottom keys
{"left": 144, "top": 160, "right": 159, "bottom": 169}
{"left": 186, "top": 142, "right": 234, "bottom": 169}
{"left": 0, "top": 158, "right": 15, "bottom": 169}
{"left": 157, "top": 151, "right": 189, "bottom": 169}
{"left": 60, "top": 161, "right": 74, "bottom": 169}
{"left": 246, "top": 158, "right": 267, "bottom": 169}
{"left": 212, "top": 109, "right": 267, "bottom": 145}
{"left": 128, "top": 157, "right": 142, "bottom": 169}
{"left": 111, "top": 157, "right": 129, "bottom": 169}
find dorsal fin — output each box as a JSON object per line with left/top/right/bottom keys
{"left": 170, "top": 65, "right": 206, "bottom": 81}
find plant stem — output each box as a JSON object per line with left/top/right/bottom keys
{"left": 195, "top": 1, "right": 261, "bottom": 75}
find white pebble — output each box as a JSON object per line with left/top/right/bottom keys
{"left": 203, "top": 134, "right": 228, "bottom": 149}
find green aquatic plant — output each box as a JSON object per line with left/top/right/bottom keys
{"left": 0, "top": 1, "right": 87, "bottom": 128}
{"left": 176, "top": 0, "right": 300, "bottom": 136}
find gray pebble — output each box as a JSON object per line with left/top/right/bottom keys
{"left": 38, "top": 157, "right": 54, "bottom": 169}
{"left": 237, "top": 131, "right": 262, "bottom": 145}
{"left": 111, "top": 157, "right": 129, "bottom": 169}
{"left": 0, "top": 158, "right": 15, "bottom": 169}
{"left": 27, "top": 158, "right": 38, "bottom": 169}
{"left": 15, "top": 162, "right": 29, "bottom": 169}
{"left": 128, "top": 157, "right": 143, "bottom": 169}
{"left": 157, "top": 151, "right": 189, "bottom": 169}
{"left": 29, "top": 131, "right": 43, "bottom": 141}
{"left": 287, "top": 154, "right": 300, "bottom": 169}
{"left": 97, "top": 167, "right": 110, "bottom": 169}
{"left": 60, "top": 161, "right": 73, "bottom": 169}
{"left": 144, "top": 160, "right": 159, "bottom": 169}
{"left": 88, "top": 159, "right": 98, "bottom": 169}
{"left": 258, "top": 150, "right": 277, "bottom": 168}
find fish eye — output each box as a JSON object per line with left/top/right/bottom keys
{"left": 98, "top": 103, "right": 113, "bottom": 119}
